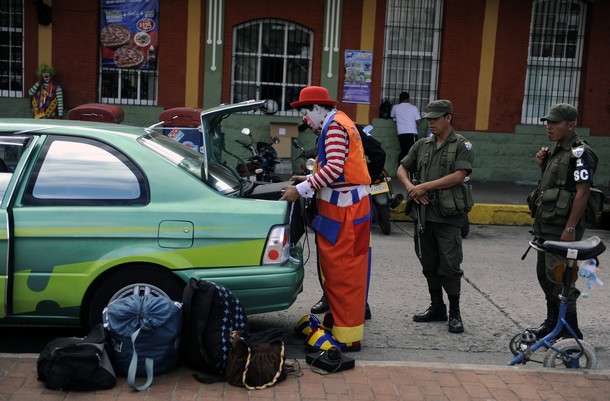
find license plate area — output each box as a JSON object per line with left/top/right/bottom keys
{"left": 370, "top": 181, "right": 389, "bottom": 195}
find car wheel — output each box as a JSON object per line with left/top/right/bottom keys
{"left": 85, "top": 265, "right": 185, "bottom": 329}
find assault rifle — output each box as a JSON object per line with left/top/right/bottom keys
{"left": 406, "top": 162, "right": 428, "bottom": 258}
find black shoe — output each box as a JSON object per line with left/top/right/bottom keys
{"left": 365, "top": 303, "right": 372, "bottom": 320}
{"left": 310, "top": 295, "right": 329, "bottom": 314}
{"left": 448, "top": 314, "right": 464, "bottom": 333}
{"left": 413, "top": 304, "right": 448, "bottom": 322}
{"left": 527, "top": 320, "right": 555, "bottom": 338}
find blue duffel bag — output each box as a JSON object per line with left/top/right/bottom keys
{"left": 103, "top": 294, "right": 182, "bottom": 391}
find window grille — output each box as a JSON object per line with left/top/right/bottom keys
{"left": 99, "top": 67, "right": 158, "bottom": 106}
{"left": 522, "top": 0, "right": 587, "bottom": 124}
{"left": 381, "top": 0, "right": 443, "bottom": 111}
{"left": 0, "top": 0, "right": 24, "bottom": 97}
{"left": 232, "top": 19, "right": 312, "bottom": 116}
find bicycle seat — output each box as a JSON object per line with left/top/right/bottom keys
{"left": 540, "top": 236, "right": 606, "bottom": 260}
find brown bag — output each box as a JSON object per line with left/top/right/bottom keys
{"left": 225, "top": 329, "right": 286, "bottom": 390}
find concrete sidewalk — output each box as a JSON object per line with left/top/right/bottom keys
{"left": 2, "top": 354, "right": 610, "bottom": 400}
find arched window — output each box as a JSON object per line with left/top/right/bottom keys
{"left": 522, "top": 0, "right": 587, "bottom": 124}
{"left": 232, "top": 19, "right": 313, "bottom": 115}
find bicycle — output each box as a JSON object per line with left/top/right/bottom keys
{"left": 508, "top": 235, "right": 605, "bottom": 369}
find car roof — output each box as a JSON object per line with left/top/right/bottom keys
{"left": 0, "top": 119, "right": 147, "bottom": 141}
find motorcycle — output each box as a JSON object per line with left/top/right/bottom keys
{"left": 234, "top": 128, "right": 282, "bottom": 182}
{"left": 291, "top": 138, "right": 317, "bottom": 175}
{"left": 370, "top": 169, "right": 404, "bottom": 235}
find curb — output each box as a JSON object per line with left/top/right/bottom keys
{"left": 390, "top": 201, "right": 533, "bottom": 226}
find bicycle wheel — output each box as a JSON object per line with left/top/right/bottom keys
{"left": 542, "top": 339, "right": 597, "bottom": 369}
{"left": 509, "top": 333, "right": 523, "bottom": 356}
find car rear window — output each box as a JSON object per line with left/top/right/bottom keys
{"left": 139, "top": 133, "right": 242, "bottom": 195}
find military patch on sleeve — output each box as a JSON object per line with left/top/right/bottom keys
{"left": 573, "top": 146, "right": 593, "bottom": 183}
{"left": 464, "top": 141, "right": 472, "bottom": 151}
{"left": 572, "top": 145, "right": 585, "bottom": 158}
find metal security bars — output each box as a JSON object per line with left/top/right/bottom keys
{"left": 522, "top": 0, "right": 587, "bottom": 124}
{"left": 232, "top": 19, "right": 312, "bottom": 116}
{"left": 381, "top": 0, "right": 443, "bottom": 111}
{"left": 0, "top": 0, "right": 24, "bottom": 97}
{"left": 99, "top": 67, "right": 158, "bottom": 106}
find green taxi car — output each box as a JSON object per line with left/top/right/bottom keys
{"left": 0, "top": 100, "right": 304, "bottom": 329}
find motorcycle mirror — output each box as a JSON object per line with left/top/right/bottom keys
{"left": 241, "top": 128, "right": 251, "bottom": 136}
{"left": 305, "top": 158, "right": 315, "bottom": 172}
{"left": 271, "top": 137, "right": 280, "bottom": 144}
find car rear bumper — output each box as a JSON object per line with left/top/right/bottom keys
{"left": 175, "top": 245, "right": 304, "bottom": 314}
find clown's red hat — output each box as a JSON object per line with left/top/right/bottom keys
{"left": 291, "top": 86, "right": 338, "bottom": 109}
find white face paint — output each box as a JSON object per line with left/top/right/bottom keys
{"left": 300, "top": 104, "right": 328, "bottom": 134}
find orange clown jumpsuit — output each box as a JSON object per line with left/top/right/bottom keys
{"left": 310, "top": 110, "right": 371, "bottom": 345}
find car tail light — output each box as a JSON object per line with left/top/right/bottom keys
{"left": 262, "top": 225, "right": 290, "bottom": 265}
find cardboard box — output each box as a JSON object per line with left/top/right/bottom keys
{"left": 270, "top": 122, "right": 299, "bottom": 158}
{"left": 270, "top": 122, "right": 299, "bottom": 138}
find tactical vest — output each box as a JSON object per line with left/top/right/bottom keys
{"left": 315, "top": 110, "right": 371, "bottom": 185}
{"left": 532, "top": 137, "right": 601, "bottom": 229}
{"left": 415, "top": 134, "right": 473, "bottom": 216}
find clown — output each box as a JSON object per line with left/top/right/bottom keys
{"left": 29, "top": 64, "right": 64, "bottom": 119}
{"left": 281, "top": 86, "right": 371, "bottom": 352}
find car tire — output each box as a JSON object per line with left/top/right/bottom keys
{"left": 85, "top": 265, "right": 185, "bottom": 329}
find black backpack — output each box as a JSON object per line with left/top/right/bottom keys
{"left": 182, "top": 278, "right": 249, "bottom": 375}
{"left": 357, "top": 124, "right": 387, "bottom": 180}
{"left": 379, "top": 99, "right": 392, "bottom": 119}
{"left": 37, "top": 324, "right": 116, "bottom": 391}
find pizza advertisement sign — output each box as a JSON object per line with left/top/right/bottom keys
{"left": 100, "top": 0, "right": 159, "bottom": 69}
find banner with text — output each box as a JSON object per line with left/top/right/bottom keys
{"left": 100, "top": 0, "right": 159, "bottom": 69}
{"left": 342, "top": 50, "right": 373, "bottom": 104}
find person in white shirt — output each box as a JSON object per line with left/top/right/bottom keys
{"left": 391, "top": 92, "right": 422, "bottom": 163}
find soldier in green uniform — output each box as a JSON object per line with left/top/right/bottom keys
{"left": 396, "top": 99, "right": 474, "bottom": 333}
{"left": 527, "top": 103, "right": 598, "bottom": 340}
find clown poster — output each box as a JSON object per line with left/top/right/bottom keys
{"left": 100, "top": 0, "right": 159, "bottom": 69}
{"left": 342, "top": 50, "right": 373, "bottom": 104}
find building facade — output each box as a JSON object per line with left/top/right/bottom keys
{"left": 1, "top": 0, "right": 608, "bottom": 183}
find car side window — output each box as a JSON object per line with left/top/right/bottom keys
{"left": 22, "top": 137, "right": 149, "bottom": 206}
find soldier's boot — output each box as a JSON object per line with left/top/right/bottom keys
{"left": 448, "top": 294, "right": 464, "bottom": 333}
{"left": 561, "top": 311, "right": 583, "bottom": 340}
{"left": 527, "top": 302, "right": 558, "bottom": 339}
{"left": 413, "top": 288, "right": 447, "bottom": 322}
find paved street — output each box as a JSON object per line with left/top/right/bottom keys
{"left": 2, "top": 223, "right": 610, "bottom": 400}
{"left": 254, "top": 222, "right": 610, "bottom": 369}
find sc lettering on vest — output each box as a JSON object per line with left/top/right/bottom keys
{"left": 574, "top": 169, "right": 589, "bottom": 182}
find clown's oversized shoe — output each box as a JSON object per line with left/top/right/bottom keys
{"left": 305, "top": 328, "right": 362, "bottom": 352}
{"left": 294, "top": 314, "right": 321, "bottom": 338}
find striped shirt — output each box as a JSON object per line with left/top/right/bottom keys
{"left": 307, "top": 121, "right": 361, "bottom": 193}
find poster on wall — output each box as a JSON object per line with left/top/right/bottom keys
{"left": 342, "top": 50, "right": 373, "bottom": 104}
{"left": 100, "top": 0, "right": 159, "bottom": 69}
